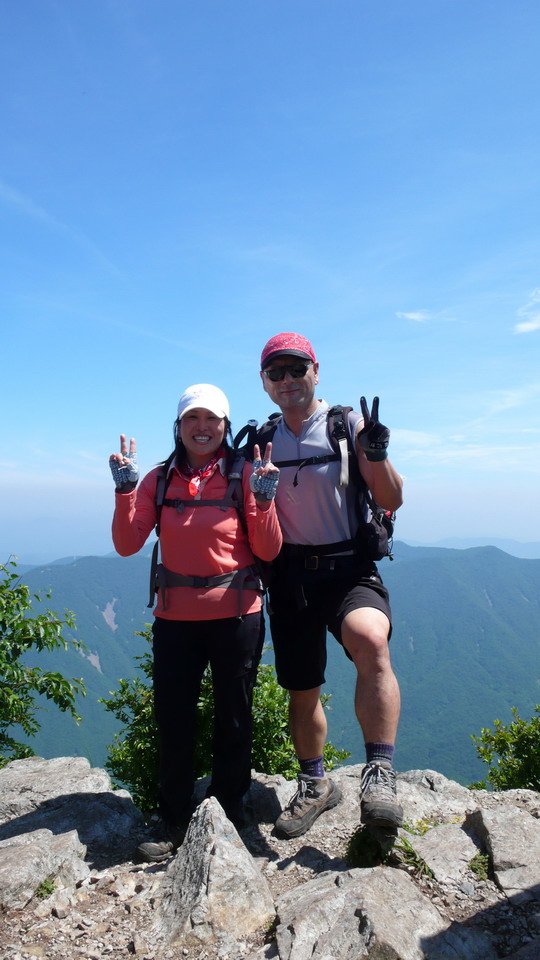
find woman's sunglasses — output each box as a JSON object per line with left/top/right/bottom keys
{"left": 264, "top": 361, "right": 312, "bottom": 383}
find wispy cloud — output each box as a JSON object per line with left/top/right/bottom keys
{"left": 0, "top": 178, "right": 122, "bottom": 277}
{"left": 396, "top": 310, "right": 431, "bottom": 322}
{"left": 514, "top": 288, "right": 540, "bottom": 334}
{"left": 396, "top": 310, "right": 457, "bottom": 323}
{"left": 466, "top": 382, "right": 540, "bottom": 424}
{"left": 393, "top": 392, "right": 540, "bottom": 474}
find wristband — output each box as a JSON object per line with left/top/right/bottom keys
{"left": 364, "top": 448, "right": 389, "bottom": 462}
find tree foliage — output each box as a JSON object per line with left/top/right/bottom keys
{"left": 471, "top": 706, "right": 540, "bottom": 791}
{"left": 101, "top": 627, "right": 350, "bottom": 812}
{"left": 0, "top": 558, "right": 85, "bottom": 767}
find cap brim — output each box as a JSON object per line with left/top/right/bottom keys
{"left": 178, "top": 401, "right": 227, "bottom": 420}
{"left": 261, "top": 350, "right": 313, "bottom": 369}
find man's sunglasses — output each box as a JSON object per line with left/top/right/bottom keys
{"left": 264, "top": 361, "right": 312, "bottom": 383}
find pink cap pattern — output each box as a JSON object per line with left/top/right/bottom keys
{"left": 260, "top": 332, "right": 316, "bottom": 369}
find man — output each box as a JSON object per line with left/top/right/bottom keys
{"left": 259, "top": 332, "right": 403, "bottom": 838}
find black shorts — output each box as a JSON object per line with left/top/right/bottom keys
{"left": 268, "top": 566, "right": 392, "bottom": 691}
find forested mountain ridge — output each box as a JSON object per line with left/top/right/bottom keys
{"left": 12, "top": 544, "right": 540, "bottom": 784}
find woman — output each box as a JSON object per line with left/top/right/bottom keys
{"left": 110, "top": 383, "right": 281, "bottom": 862}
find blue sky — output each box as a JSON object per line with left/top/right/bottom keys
{"left": 1, "top": 0, "right": 539, "bottom": 562}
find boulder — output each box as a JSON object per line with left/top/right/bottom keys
{"left": 155, "top": 797, "right": 275, "bottom": 948}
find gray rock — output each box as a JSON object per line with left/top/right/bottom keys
{"left": 466, "top": 806, "right": 540, "bottom": 902}
{"left": 408, "top": 821, "right": 480, "bottom": 883}
{"left": 275, "top": 866, "right": 497, "bottom": 960}
{"left": 0, "top": 755, "right": 145, "bottom": 868}
{"left": 155, "top": 797, "right": 275, "bottom": 948}
{"left": 398, "top": 769, "right": 476, "bottom": 824}
{"left": 0, "top": 756, "right": 112, "bottom": 822}
{"left": 0, "top": 828, "right": 87, "bottom": 910}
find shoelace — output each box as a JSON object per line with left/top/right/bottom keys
{"left": 287, "top": 778, "right": 317, "bottom": 812}
{"left": 360, "top": 763, "right": 397, "bottom": 799}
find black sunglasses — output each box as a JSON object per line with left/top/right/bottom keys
{"left": 264, "top": 361, "right": 312, "bottom": 382}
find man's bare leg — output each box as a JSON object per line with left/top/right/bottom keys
{"left": 288, "top": 686, "right": 327, "bottom": 761}
{"left": 341, "top": 607, "right": 403, "bottom": 828}
{"left": 341, "top": 607, "right": 400, "bottom": 745}
{"left": 274, "top": 686, "right": 342, "bottom": 838}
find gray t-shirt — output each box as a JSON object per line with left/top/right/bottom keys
{"left": 271, "top": 399, "right": 364, "bottom": 547}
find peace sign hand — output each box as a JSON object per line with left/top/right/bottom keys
{"left": 249, "top": 442, "right": 280, "bottom": 503}
{"left": 109, "top": 434, "right": 139, "bottom": 490}
{"left": 357, "top": 397, "right": 390, "bottom": 461}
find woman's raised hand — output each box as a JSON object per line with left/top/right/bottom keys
{"left": 109, "top": 434, "right": 139, "bottom": 491}
{"left": 249, "top": 442, "right": 280, "bottom": 504}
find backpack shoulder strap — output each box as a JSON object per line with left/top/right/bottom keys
{"left": 326, "top": 405, "right": 355, "bottom": 488}
{"left": 154, "top": 452, "right": 176, "bottom": 536}
{"left": 148, "top": 452, "right": 175, "bottom": 607}
{"left": 327, "top": 405, "right": 386, "bottom": 514}
{"left": 227, "top": 453, "right": 248, "bottom": 535}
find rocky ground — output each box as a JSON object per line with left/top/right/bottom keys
{"left": 1, "top": 761, "right": 540, "bottom": 960}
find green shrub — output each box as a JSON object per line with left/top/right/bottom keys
{"left": 469, "top": 852, "right": 490, "bottom": 881}
{"left": 471, "top": 706, "right": 540, "bottom": 791}
{"left": 0, "top": 558, "right": 84, "bottom": 767}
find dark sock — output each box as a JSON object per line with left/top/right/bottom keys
{"left": 299, "top": 755, "right": 325, "bottom": 778}
{"left": 365, "top": 742, "right": 395, "bottom": 766}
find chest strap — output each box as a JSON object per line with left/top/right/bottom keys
{"left": 272, "top": 452, "right": 342, "bottom": 487}
{"left": 162, "top": 495, "right": 239, "bottom": 512}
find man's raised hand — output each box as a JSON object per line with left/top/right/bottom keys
{"left": 357, "top": 397, "right": 390, "bottom": 461}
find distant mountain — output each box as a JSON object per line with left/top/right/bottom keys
{"left": 18, "top": 555, "right": 152, "bottom": 767}
{"left": 403, "top": 537, "right": 540, "bottom": 559}
{"left": 11, "top": 543, "right": 540, "bottom": 786}
{"left": 323, "top": 543, "right": 540, "bottom": 783}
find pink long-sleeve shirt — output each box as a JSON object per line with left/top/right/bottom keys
{"left": 112, "top": 458, "right": 282, "bottom": 621}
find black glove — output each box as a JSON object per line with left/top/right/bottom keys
{"left": 357, "top": 397, "right": 390, "bottom": 461}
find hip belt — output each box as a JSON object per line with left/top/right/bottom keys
{"left": 154, "top": 562, "right": 264, "bottom": 617}
{"left": 278, "top": 540, "right": 358, "bottom": 571}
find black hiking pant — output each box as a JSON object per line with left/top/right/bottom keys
{"left": 151, "top": 613, "right": 264, "bottom": 826}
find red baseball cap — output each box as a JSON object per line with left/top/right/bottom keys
{"left": 260, "top": 332, "right": 316, "bottom": 369}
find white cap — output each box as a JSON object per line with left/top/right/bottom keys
{"left": 177, "top": 384, "right": 230, "bottom": 421}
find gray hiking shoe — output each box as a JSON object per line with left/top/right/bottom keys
{"left": 360, "top": 761, "right": 403, "bottom": 828}
{"left": 135, "top": 822, "right": 186, "bottom": 863}
{"left": 275, "top": 774, "right": 343, "bottom": 839}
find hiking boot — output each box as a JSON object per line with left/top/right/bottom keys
{"left": 360, "top": 761, "right": 403, "bottom": 828}
{"left": 135, "top": 821, "right": 186, "bottom": 863}
{"left": 274, "top": 775, "right": 342, "bottom": 839}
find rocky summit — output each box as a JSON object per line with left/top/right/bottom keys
{"left": 0, "top": 757, "right": 539, "bottom": 960}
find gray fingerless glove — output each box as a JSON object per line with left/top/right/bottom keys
{"left": 249, "top": 460, "right": 279, "bottom": 502}
{"left": 109, "top": 454, "right": 139, "bottom": 491}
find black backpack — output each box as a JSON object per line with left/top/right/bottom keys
{"left": 234, "top": 405, "right": 394, "bottom": 562}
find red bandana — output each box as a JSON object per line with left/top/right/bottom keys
{"left": 180, "top": 452, "right": 223, "bottom": 497}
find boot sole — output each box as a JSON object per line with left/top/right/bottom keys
{"left": 360, "top": 803, "right": 403, "bottom": 829}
